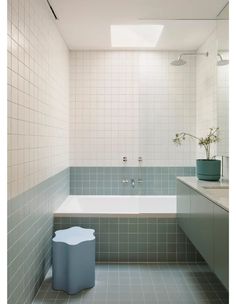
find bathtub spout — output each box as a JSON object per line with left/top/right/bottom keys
{"left": 131, "top": 179, "right": 135, "bottom": 188}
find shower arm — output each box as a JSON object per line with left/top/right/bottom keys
{"left": 217, "top": 53, "right": 223, "bottom": 60}
{"left": 178, "top": 52, "right": 208, "bottom": 61}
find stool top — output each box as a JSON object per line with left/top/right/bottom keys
{"left": 53, "top": 226, "right": 95, "bottom": 245}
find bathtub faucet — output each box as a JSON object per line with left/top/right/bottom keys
{"left": 122, "top": 178, "right": 143, "bottom": 188}
{"left": 131, "top": 179, "right": 135, "bottom": 188}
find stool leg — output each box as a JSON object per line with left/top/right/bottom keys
{"left": 53, "top": 240, "right": 95, "bottom": 295}
{"left": 52, "top": 242, "right": 68, "bottom": 291}
{"left": 67, "top": 240, "right": 95, "bottom": 294}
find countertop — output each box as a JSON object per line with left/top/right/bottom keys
{"left": 177, "top": 176, "right": 229, "bottom": 212}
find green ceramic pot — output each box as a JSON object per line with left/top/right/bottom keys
{"left": 196, "top": 159, "right": 221, "bottom": 181}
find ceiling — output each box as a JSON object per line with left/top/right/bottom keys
{"left": 49, "top": 0, "right": 228, "bottom": 50}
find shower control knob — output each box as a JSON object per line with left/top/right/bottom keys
{"left": 123, "top": 156, "right": 127, "bottom": 163}
{"left": 138, "top": 157, "right": 143, "bottom": 162}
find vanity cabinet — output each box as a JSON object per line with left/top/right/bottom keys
{"left": 190, "top": 190, "right": 214, "bottom": 270}
{"left": 177, "top": 180, "right": 228, "bottom": 290}
{"left": 176, "top": 181, "right": 191, "bottom": 233}
{"left": 213, "top": 204, "right": 229, "bottom": 289}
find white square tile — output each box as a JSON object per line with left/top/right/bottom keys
{"left": 69, "top": 51, "right": 196, "bottom": 167}
{"left": 8, "top": 0, "right": 69, "bottom": 199}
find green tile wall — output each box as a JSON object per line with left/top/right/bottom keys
{"left": 8, "top": 166, "right": 196, "bottom": 303}
{"left": 54, "top": 217, "right": 203, "bottom": 263}
{"left": 70, "top": 167, "right": 195, "bottom": 195}
{"left": 7, "top": 168, "right": 69, "bottom": 304}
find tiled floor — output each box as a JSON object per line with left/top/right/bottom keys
{"left": 32, "top": 263, "right": 228, "bottom": 304}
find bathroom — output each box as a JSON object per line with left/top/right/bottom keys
{"left": 1, "top": 0, "right": 233, "bottom": 303}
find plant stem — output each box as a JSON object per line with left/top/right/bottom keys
{"left": 178, "top": 132, "right": 202, "bottom": 141}
{"left": 178, "top": 132, "right": 211, "bottom": 159}
{"left": 205, "top": 145, "right": 210, "bottom": 159}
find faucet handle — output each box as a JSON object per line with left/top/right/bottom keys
{"left": 122, "top": 179, "right": 129, "bottom": 184}
{"left": 131, "top": 179, "right": 135, "bottom": 188}
{"left": 137, "top": 179, "right": 143, "bottom": 183}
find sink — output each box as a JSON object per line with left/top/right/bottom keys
{"left": 202, "top": 185, "right": 229, "bottom": 189}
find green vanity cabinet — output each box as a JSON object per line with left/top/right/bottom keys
{"left": 190, "top": 190, "right": 214, "bottom": 270}
{"left": 177, "top": 180, "right": 229, "bottom": 290}
{"left": 213, "top": 204, "right": 229, "bottom": 289}
{"left": 177, "top": 181, "right": 191, "bottom": 234}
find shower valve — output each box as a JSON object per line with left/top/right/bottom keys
{"left": 122, "top": 179, "right": 129, "bottom": 184}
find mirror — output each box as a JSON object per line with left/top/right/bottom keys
{"left": 216, "top": 4, "right": 229, "bottom": 157}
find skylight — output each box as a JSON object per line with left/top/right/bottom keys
{"left": 110, "top": 25, "right": 164, "bottom": 48}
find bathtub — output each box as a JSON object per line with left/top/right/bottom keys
{"left": 53, "top": 195, "right": 202, "bottom": 263}
{"left": 54, "top": 195, "right": 176, "bottom": 217}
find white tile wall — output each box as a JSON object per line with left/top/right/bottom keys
{"left": 70, "top": 51, "right": 196, "bottom": 167}
{"left": 196, "top": 30, "right": 218, "bottom": 159}
{"left": 196, "top": 30, "right": 229, "bottom": 182}
{"left": 7, "top": 0, "right": 69, "bottom": 199}
{"left": 217, "top": 51, "right": 229, "bottom": 156}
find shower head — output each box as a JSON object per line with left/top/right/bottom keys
{"left": 217, "top": 53, "right": 229, "bottom": 66}
{"left": 170, "top": 58, "right": 186, "bottom": 66}
{"left": 217, "top": 59, "right": 229, "bottom": 66}
{"left": 170, "top": 52, "right": 208, "bottom": 66}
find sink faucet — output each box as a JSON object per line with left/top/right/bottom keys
{"left": 131, "top": 179, "right": 135, "bottom": 188}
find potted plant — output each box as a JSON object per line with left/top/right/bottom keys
{"left": 173, "top": 127, "right": 221, "bottom": 181}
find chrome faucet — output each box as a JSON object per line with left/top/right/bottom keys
{"left": 131, "top": 179, "right": 135, "bottom": 188}
{"left": 122, "top": 178, "right": 143, "bottom": 187}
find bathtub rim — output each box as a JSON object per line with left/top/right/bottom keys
{"left": 54, "top": 212, "right": 176, "bottom": 218}
{"left": 54, "top": 195, "right": 176, "bottom": 218}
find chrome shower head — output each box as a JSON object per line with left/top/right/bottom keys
{"left": 170, "top": 52, "right": 208, "bottom": 66}
{"left": 170, "top": 58, "right": 186, "bottom": 66}
{"left": 217, "top": 53, "right": 229, "bottom": 66}
{"left": 217, "top": 59, "right": 229, "bottom": 66}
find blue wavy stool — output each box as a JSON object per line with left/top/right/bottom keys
{"left": 52, "top": 226, "right": 95, "bottom": 294}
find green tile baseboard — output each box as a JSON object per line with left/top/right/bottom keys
{"left": 70, "top": 166, "right": 195, "bottom": 195}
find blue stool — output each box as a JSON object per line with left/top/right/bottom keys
{"left": 52, "top": 226, "right": 95, "bottom": 294}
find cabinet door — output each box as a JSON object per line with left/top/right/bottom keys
{"left": 190, "top": 190, "right": 214, "bottom": 270}
{"left": 177, "top": 181, "right": 190, "bottom": 235}
{"left": 213, "top": 205, "right": 229, "bottom": 289}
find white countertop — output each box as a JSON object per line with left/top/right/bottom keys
{"left": 177, "top": 176, "right": 229, "bottom": 212}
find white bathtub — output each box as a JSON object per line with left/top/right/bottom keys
{"left": 54, "top": 195, "right": 176, "bottom": 217}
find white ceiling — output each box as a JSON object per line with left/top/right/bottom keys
{"left": 50, "top": 0, "right": 228, "bottom": 50}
